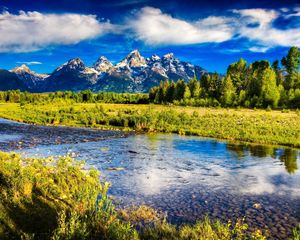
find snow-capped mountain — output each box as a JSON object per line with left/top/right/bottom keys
{"left": 93, "top": 56, "right": 113, "bottom": 73}
{"left": 44, "top": 58, "right": 98, "bottom": 91}
{"left": 0, "top": 50, "right": 207, "bottom": 93}
{"left": 10, "top": 64, "right": 49, "bottom": 91}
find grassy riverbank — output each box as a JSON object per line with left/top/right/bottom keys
{"left": 0, "top": 152, "right": 270, "bottom": 240}
{"left": 0, "top": 102, "right": 300, "bottom": 148}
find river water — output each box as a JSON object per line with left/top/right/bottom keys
{"left": 0, "top": 118, "right": 299, "bottom": 239}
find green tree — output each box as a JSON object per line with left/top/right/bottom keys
{"left": 226, "top": 58, "right": 247, "bottom": 93}
{"left": 200, "top": 74, "right": 210, "bottom": 97}
{"left": 281, "top": 46, "right": 300, "bottom": 89}
{"left": 166, "top": 81, "right": 176, "bottom": 103}
{"left": 205, "top": 73, "right": 222, "bottom": 99}
{"left": 188, "top": 77, "right": 201, "bottom": 98}
{"left": 156, "top": 81, "right": 165, "bottom": 103}
{"left": 149, "top": 87, "right": 159, "bottom": 102}
{"left": 247, "top": 60, "right": 271, "bottom": 105}
{"left": 175, "top": 80, "right": 186, "bottom": 100}
{"left": 272, "top": 60, "right": 284, "bottom": 85}
{"left": 183, "top": 86, "right": 191, "bottom": 99}
{"left": 220, "top": 75, "right": 236, "bottom": 107}
{"left": 81, "top": 89, "right": 93, "bottom": 102}
{"left": 260, "top": 68, "right": 280, "bottom": 108}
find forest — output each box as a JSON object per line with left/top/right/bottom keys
{"left": 149, "top": 47, "right": 300, "bottom": 108}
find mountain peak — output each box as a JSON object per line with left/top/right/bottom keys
{"left": 128, "top": 49, "right": 140, "bottom": 56}
{"left": 93, "top": 56, "right": 113, "bottom": 72}
{"left": 12, "top": 64, "right": 31, "bottom": 73}
{"left": 67, "top": 57, "right": 84, "bottom": 66}
{"left": 55, "top": 58, "right": 85, "bottom": 72}
{"left": 163, "top": 53, "right": 175, "bottom": 59}
{"left": 150, "top": 54, "right": 161, "bottom": 61}
{"left": 98, "top": 56, "right": 109, "bottom": 61}
{"left": 117, "top": 49, "right": 146, "bottom": 68}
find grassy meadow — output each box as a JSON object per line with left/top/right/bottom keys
{"left": 0, "top": 102, "right": 300, "bottom": 148}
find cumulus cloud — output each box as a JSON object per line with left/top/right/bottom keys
{"left": 128, "top": 7, "right": 235, "bottom": 45}
{"left": 2, "top": 7, "right": 300, "bottom": 53}
{"left": 235, "top": 8, "right": 300, "bottom": 49}
{"left": 128, "top": 7, "right": 300, "bottom": 51}
{"left": 0, "top": 10, "right": 113, "bottom": 52}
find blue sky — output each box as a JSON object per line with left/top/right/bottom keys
{"left": 0, "top": 0, "right": 299, "bottom": 73}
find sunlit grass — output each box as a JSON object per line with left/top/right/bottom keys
{"left": 0, "top": 102, "right": 299, "bottom": 147}
{"left": 0, "top": 152, "right": 270, "bottom": 239}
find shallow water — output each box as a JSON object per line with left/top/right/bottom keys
{"left": 0, "top": 118, "right": 299, "bottom": 239}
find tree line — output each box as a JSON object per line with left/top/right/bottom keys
{"left": 0, "top": 90, "right": 149, "bottom": 104}
{"left": 149, "top": 47, "right": 300, "bottom": 108}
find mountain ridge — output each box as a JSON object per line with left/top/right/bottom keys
{"left": 0, "top": 50, "right": 207, "bottom": 93}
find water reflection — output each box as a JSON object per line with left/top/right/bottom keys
{"left": 226, "top": 143, "right": 299, "bottom": 175}
{"left": 280, "top": 149, "right": 298, "bottom": 174}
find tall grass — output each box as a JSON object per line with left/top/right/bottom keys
{"left": 0, "top": 102, "right": 300, "bottom": 147}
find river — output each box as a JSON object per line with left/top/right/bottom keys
{"left": 0, "top": 118, "right": 299, "bottom": 239}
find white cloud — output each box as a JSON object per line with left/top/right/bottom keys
{"left": 248, "top": 46, "right": 269, "bottom": 53}
{"left": 16, "top": 61, "right": 42, "bottom": 65}
{"left": 0, "top": 10, "right": 113, "bottom": 52}
{"left": 1, "top": 7, "right": 300, "bottom": 53}
{"left": 285, "top": 8, "right": 300, "bottom": 18}
{"left": 235, "top": 8, "right": 278, "bottom": 25}
{"left": 128, "top": 7, "right": 300, "bottom": 51}
{"left": 235, "top": 8, "right": 300, "bottom": 49}
{"left": 128, "top": 7, "right": 235, "bottom": 45}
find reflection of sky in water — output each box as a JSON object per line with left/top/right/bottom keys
{"left": 0, "top": 134, "right": 22, "bottom": 142}
{"left": 19, "top": 134, "right": 300, "bottom": 198}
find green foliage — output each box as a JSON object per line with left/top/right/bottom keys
{"left": 188, "top": 77, "right": 201, "bottom": 98}
{"left": 0, "top": 90, "right": 149, "bottom": 105}
{"left": 0, "top": 152, "right": 138, "bottom": 240}
{"left": 292, "top": 224, "right": 300, "bottom": 240}
{"left": 281, "top": 46, "right": 300, "bottom": 89}
{"left": 227, "top": 58, "right": 247, "bottom": 93}
{"left": 147, "top": 47, "right": 300, "bottom": 109}
{"left": 220, "top": 75, "right": 236, "bottom": 107}
{"left": 260, "top": 68, "right": 280, "bottom": 108}
{"left": 0, "top": 152, "right": 272, "bottom": 240}
{"left": 140, "top": 216, "right": 266, "bottom": 240}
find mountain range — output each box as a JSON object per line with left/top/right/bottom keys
{"left": 0, "top": 50, "right": 207, "bottom": 93}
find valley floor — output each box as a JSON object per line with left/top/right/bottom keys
{"left": 0, "top": 102, "right": 299, "bottom": 148}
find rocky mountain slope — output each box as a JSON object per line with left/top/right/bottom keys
{"left": 0, "top": 50, "right": 206, "bottom": 93}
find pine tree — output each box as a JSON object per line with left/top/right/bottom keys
{"left": 260, "top": 68, "right": 280, "bottom": 108}
{"left": 226, "top": 58, "right": 247, "bottom": 93}
{"left": 188, "top": 77, "right": 201, "bottom": 98}
{"left": 281, "top": 46, "right": 300, "bottom": 89}
{"left": 166, "top": 81, "right": 176, "bottom": 103}
{"left": 183, "top": 86, "right": 191, "bottom": 99}
{"left": 175, "top": 80, "right": 186, "bottom": 100}
{"left": 220, "top": 75, "right": 236, "bottom": 106}
{"left": 272, "top": 60, "right": 284, "bottom": 85}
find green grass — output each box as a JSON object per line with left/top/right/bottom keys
{"left": 0, "top": 102, "right": 300, "bottom": 147}
{"left": 0, "top": 152, "right": 269, "bottom": 240}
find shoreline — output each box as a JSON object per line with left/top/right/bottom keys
{"left": 0, "top": 114, "right": 299, "bottom": 151}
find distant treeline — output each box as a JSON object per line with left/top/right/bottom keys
{"left": 0, "top": 90, "right": 149, "bottom": 104}
{"left": 150, "top": 47, "right": 300, "bottom": 108}
{"left": 1, "top": 46, "right": 299, "bottom": 109}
